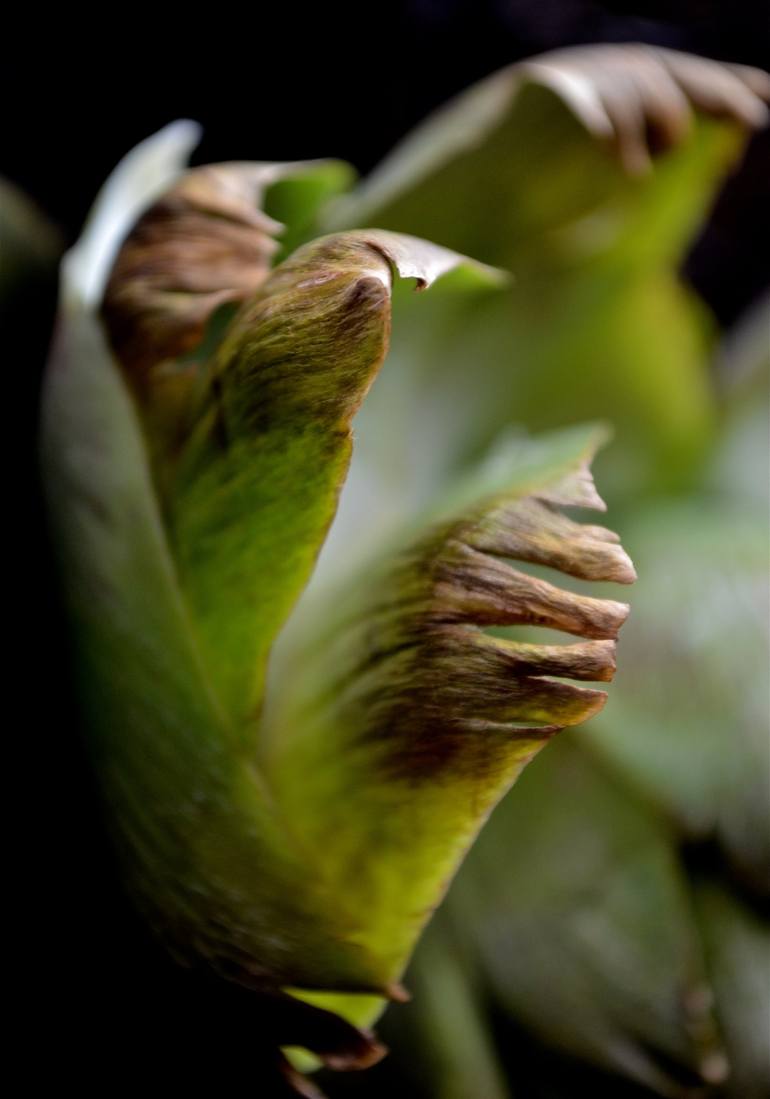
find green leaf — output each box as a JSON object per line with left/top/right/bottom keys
{"left": 42, "top": 129, "right": 508, "bottom": 1010}
{"left": 448, "top": 735, "right": 725, "bottom": 1096}
{"left": 394, "top": 917, "right": 510, "bottom": 1099}
{"left": 322, "top": 46, "right": 769, "bottom": 498}
{"left": 264, "top": 159, "right": 358, "bottom": 262}
{"left": 264, "top": 426, "right": 633, "bottom": 1019}
{"left": 584, "top": 499, "right": 770, "bottom": 896}
{"left": 42, "top": 303, "right": 388, "bottom": 995}
{"left": 694, "top": 882, "right": 770, "bottom": 1099}
{"left": 324, "top": 45, "right": 767, "bottom": 279}
{"left": 102, "top": 158, "right": 356, "bottom": 380}
{"left": 166, "top": 229, "right": 502, "bottom": 723}
{"left": 391, "top": 293, "right": 769, "bottom": 1098}
{"left": 584, "top": 305, "right": 770, "bottom": 895}
{"left": 0, "top": 176, "right": 62, "bottom": 297}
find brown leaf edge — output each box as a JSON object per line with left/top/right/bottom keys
{"left": 319, "top": 445, "right": 637, "bottom": 784}
{"left": 100, "top": 161, "right": 353, "bottom": 384}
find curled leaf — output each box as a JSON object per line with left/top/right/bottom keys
{"left": 320, "top": 47, "right": 769, "bottom": 506}
{"left": 44, "top": 132, "right": 633, "bottom": 1094}
{"left": 64, "top": 120, "right": 202, "bottom": 309}
{"left": 102, "top": 160, "right": 356, "bottom": 381}
{"left": 166, "top": 228, "right": 500, "bottom": 720}
{"left": 520, "top": 45, "right": 770, "bottom": 175}
{"left": 102, "top": 162, "right": 285, "bottom": 378}
{"left": 100, "top": 158, "right": 360, "bottom": 467}
{"left": 266, "top": 427, "right": 634, "bottom": 993}
{"left": 42, "top": 131, "right": 505, "bottom": 1020}
{"left": 328, "top": 44, "right": 770, "bottom": 242}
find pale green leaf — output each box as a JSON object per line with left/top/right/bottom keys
{"left": 265, "top": 427, "right": 633, "bottom": 1026}
{"left": 322, "top": 46, "right": 768, "bottom": 498}
{"left": 41, "top": 135, "right": 506, "bottom": 1008}
{"left": 449, "top": 735, "right": 725, "bottom": 1096}
{"left": 694, "top": 882, "right": 770, "bottom": 1099}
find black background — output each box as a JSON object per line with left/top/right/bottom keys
{"left": 5, "top": 1, "right": 770, "bottom": 326}
{"left": 11, "top": 3, "right": 770, "bottom": 1095}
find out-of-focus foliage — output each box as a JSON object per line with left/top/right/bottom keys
{"left": 2, "top": 176, "right": 62, "bottom": 418}
{"left": 324, "top": 48, "right": 763, "bottom": 502}
{"left": 0, "top": 176, "right": 61, "bottom": 300}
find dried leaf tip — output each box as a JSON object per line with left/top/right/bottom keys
{"left": 383, "top": 455, "right": 635, "bottom": 755}
{"left": 101, "top": 163, "right": 290, "bottom": 378}
{"left": 265, "top": 432, "right": 635, "bottom": 996}
{"left": 304, "top": 436, "right": 636, "bottom": 784}
{"left": 521, "top": 46, "right": 770, "bottom": 176}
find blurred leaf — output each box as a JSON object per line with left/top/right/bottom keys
{"left": 585, "top": 499, "right": 769, "bottom": 896}
{"left": 265, "top": 159, "right": 358, "bottom": 261}
{"left": 0, "top": 176, "right": 62, "bottom": 297}
{"left": 585, "top": 300, "right": 770, "bottom": 895}
{"left": 323, "top": 46, "right": 767, "bottom": 498}
{"left": 449, "top": 734, "right": 725, "bottom": 1096}
{"left": 710, "top": 291, "right": 770, "bottom": 507}
{"left": 0, "top": 177, "right": 63, "bottom": 379}
{"left": 694, "top": 882, "right": 770, "bottom": 1099}
{"left": 404, "top": 918, "right": 510, "bottom": 1099}
{"left": 266, "top": 425, "right": 633, "bottom": 1028}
